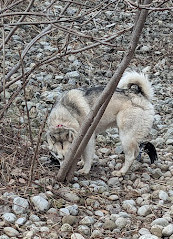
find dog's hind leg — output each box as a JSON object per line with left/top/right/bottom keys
{"left": 78, "top": 134, "right": 95, "bottom": 175}
{"left": 112, "top": 134, "right": 140, "bottom": 177}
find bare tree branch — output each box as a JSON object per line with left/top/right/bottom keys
{"left": 0, "top": 0, "right": 25, "bottom": 14}
{"left": 1, "top": 2, "right": 6, "bottom": 103}
{"left": 125, "top": 0, "right": 172, "bottom": 11}
{"left": 0, "top": 11, "right": 55, "bottom": 17}
{"left": 19, "top": 51, "right": 34, "bottom": 148}
{"left": 0, "top": 25, "right": 131, "bottom": 92}
{"left": 0, "top": 0, "right": 35, "bottom": 50}
{"left": 28, "top": 110, "right": 49, "bottom": 186}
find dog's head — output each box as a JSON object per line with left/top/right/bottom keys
{"left": 47, "top": 125, "right": 76, "bottom": 165}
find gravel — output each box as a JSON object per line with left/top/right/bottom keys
{"left": 0, "top": 1, "right": 173, "bottom": 239}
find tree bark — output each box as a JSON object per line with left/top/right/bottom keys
{"left": 57, "top": 0, "right": 152, "bottom": 182}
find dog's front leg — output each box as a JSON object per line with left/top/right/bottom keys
{"left": 78, "top": 134, "right": 95, "bottom": 175}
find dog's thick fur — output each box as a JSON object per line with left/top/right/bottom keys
{"left": 47, "top": 71, "right": 154, "bottom": 176}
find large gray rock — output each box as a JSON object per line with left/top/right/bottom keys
{"left": 13, "top": 197, "right": 29, "bottom": 214}
{"left": 151, "top": 218, "right": 169, "bottom": 227}
{"left": 137, "top": 205, "right": 151, "bottom": 216}
{"left": 2, "top": 213, "right": 16, "bottom": 223}
{"left": 31, "top": 195, "right": 49, "bottom": 212}
{"left": 80, "top": 216, "right": 95, "bottom": 225}
{"left": 3, "top": 227, "right": 19, "bottom": 237}
{"left": 60, "top": 223, "right": 73, "bottom": 232}
{"left": 71, "top": 233, "right": 85, "bottom": 239}
{"left": 139, "top": 235, "right": 159, "bottom": 239}
{"left": 162, "top": 224, "right": 173, "bottom": 236}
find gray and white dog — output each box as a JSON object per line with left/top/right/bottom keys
{"left": 47, "top": 71, "right": 155, "bottom": 176}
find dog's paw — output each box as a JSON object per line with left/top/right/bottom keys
{"left": 77, "top": 167, "right": 90, "bottom": 175}
{"left": 112, "top": 170, "right": 124, "bottom": 177}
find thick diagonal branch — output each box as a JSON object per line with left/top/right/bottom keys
{"left": 57, "top": 0, "right": 152, "bottom": 182}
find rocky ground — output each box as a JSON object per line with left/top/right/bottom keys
{"left": 0, "top": 1, "right": 173, "bottom": 239}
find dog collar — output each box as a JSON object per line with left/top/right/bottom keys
{"left": 56, "top": 124, "right": 64, "bottom": 128}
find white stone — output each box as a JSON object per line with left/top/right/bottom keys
{"left": 80, "top": 216, "right": 95, "bottom": 225}
{"left": 109, "top": 195, "right": 119, "bottom": 200}
{"left": 123, "top": 199, "right": 136, "bottom": 206}
{"left": 59, "top": 208, "right": 70, "bottom": 216}
{"left": 141, "top": 45, "right": 151, "bottom": 52}
{"left": 151, "top": 218, "right": 169, "bottom": 227}
{"left": 71, "top": 233, "right": 85, "bottom": 239}
{"left": 61, "top": 223, "right": 73, "bottom": 232}
{"left": 162, "top": 224, "right": 173, "bottom": 236}
{"left": 23, "top": 230, "right": 34, "bottom": 238}
{"left": 115, "top": 217, "right": 128, "bottom": 229}
{"left": 0, "top": 235, "right": 10, "bottom": 239}
{"left": 15, "top": 217, "right": 27, "bottom": 225}
{"left": 95, "top": 210, "right": 104, "bottom": 217}
{"left": 13, "top": 197, "right": 29, "bottom": 214}
{"left": 66, "top": 204, "right": 78, "bottom": 216}
{"left": 78, "top": 225, "right": 90, "bottom": 235}
{"left": 57, "top": 188, "right": 80, "bottom": 202}
{"left": 29, "top": 214, "right": 40, "bottom": 222}
{"left": 137, "top": 205, "right": 151, "bottom": 216}
{"left": 159, "top": 190, "right": 169, "bottom": 201}
{"left": 99, "top": 147, "right": 111, "bottom": 155}
{"left": 2, "top": 213, "right": 16, "bottom": 223}
{"left": 40, "top": 226, "right": 50, "bottom": 232}
{"left": 139, "top": 228, "right": 151, "bottom": 235}
{"left": 139, "top": 235, "right": 159, "bottom": 239}
{"left": 91, "top": 229, "right": 103, "bottom": 238}
{"left": 3, "top": 227, "right": 19, "bottom": 237}
{"left": 122, "top": 199, "right": 137, "bottom": 213}
{"left": 65, "top": 71, "right": 80, "bottom": 79}
{"left": 31, "top": 196, "right": 49, "bottom": 212}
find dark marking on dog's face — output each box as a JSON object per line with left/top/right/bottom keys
{"left": 47, "top": 127, "right": 75, "bottom": 165}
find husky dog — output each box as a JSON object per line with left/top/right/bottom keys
{"left": 47, "top": 71, "right": 155, "bottom": 176}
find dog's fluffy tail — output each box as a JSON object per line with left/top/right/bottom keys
{"left": 118, "top": 71, "right": 154, "bottom": 100}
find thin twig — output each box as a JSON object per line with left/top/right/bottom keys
{"left": 2, "top": 2, "right": 71, "bottom": 84}
{"left": 0, "top": 0, "right": 35, "bottom": 51}
{"left": 0, "top": 25, "right": 131, "bottom": 95}
{"left": 0, "top": 0, "right": 25, "bottom": 14}
{"left": 1, "top": 2, "right": 6, "bottom": 103}
{"left": 0, "top": 78, "right": 30, "bottom": 120}
{"left": 28, "top": 110, "right": 49, "bottom": 186}
{"left": 0, "top": 11, "right": 55, "bottom": 18}
{"left": 125, "top": 0, "right": 172, "bottom": 11}
{"left": 19, "top": 51, "right": 34, "bottom": 148}
{"left": 81, "top": 0, "right": 118, "bottom": 26}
